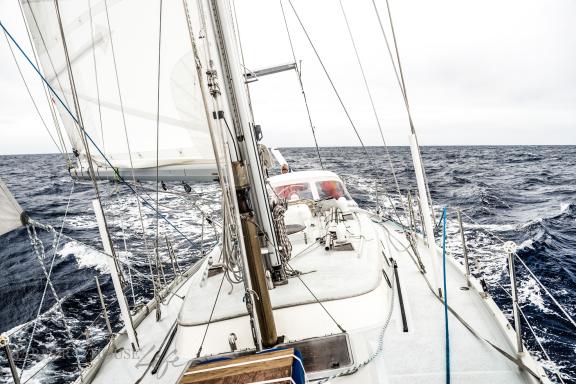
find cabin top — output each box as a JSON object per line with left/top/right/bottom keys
{"left": 268, "top": 170, "right": 354, "bottom": 202}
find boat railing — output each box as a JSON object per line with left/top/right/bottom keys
{"left": 402, "top": 196, "right": 575, "bottom": 384}
{"left": 0, "top": 286, "right": 119, "bottom": 384}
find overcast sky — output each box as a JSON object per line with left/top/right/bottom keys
{"left": 1, "top": 0, "right": 575, "bottom": 155}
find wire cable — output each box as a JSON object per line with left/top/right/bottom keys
{"left": 279, "top": 0, "right": 324, "bottom": 169}
{"left": 287, "top": 0, "right": 370, "bottom": 159}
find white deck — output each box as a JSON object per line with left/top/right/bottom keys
{"left": 77, "top": 205, "right": 549, "bottom": 384}
{"left": 377, "top": 219, "right": 547, "bottom": 383}
{"left": 178, "top": 211, "right": 381, "bottom": 326}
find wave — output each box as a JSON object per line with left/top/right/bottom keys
{"left": 57, "top": 241, "right": 108, "bottom": 273}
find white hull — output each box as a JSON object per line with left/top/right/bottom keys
{"left": 76, "top": 206, "right": 548, "bottom": 384}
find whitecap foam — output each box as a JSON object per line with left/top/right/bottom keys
{"left": 560, "top": 201, "right": 572, "bottom": 213}
{"left": 19, "top": 355, "right": 55, "bottom": 384}
{"left": 57, "top": 241, "right": 108, "bottom": 272}
{"left": 517, "top": 238, "right": 535, "bottom": 251}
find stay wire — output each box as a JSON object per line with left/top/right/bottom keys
{"left": 279, "top": 0, "right": 324, "bottom": 169}
{"left": 2, "top": 30, "right": 64, "bottom": 155}
{"left": 371, "top": 0, "right": 437, "bottom": 224}
{"left": 0, "top": 19, "right": 198, "bottom": 287}
{"left": 155, "top": 0, "right": 164, "bottom": 298}
{"left": 17, "top": 0, "right": 71, "bottom": 162}
{"left": 337, "top": 0, "right": 410, "bottom": 228}
{"left": 196, "top": 266, "right": 227, "bottom": 358}
{"left": 87, "top": 0, "right": 105, "bottom": 152}
{"left": 19, "top": 182, "right": 76, "bottom": 378}
{"left": 494, "top": 283, "right": 567, "bottom": 384}
{"left": 287, "top": 0, "right": 370, "bottom": 160}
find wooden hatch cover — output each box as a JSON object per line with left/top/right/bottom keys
{"left": 179, "top": 348, "right": 295, "bottom": 384}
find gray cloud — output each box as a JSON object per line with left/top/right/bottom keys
{"left": 1, "top": 0, "right": 575, "bottom": 155}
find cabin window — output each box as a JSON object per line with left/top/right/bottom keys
{"left": 274, "top": 183, "right": 313, "bottom": 200}
{"left": 316, "top": 180, "right": 348, "bottom": 200}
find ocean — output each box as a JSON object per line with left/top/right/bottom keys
{"left": 0, "top": 145, "right": 575, "bottom": 383}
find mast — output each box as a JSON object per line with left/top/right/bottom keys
{"left": 205, "top": 0, "right": 281, "bottom": 347}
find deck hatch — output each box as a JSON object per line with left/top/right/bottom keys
{"left": 281, "top": 333, "right": 353, "bottom": 372}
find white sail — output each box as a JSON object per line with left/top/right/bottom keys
{"left": 0, "top": 179, "right": 23, "bottom": 237}
{"left": 21, "top": 0, "right": 217, "bottom": 180}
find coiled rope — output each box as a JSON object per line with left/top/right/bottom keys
{"left": 316, "top": 259, "right": 396, "bottom": 383}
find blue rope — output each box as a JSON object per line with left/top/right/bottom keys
{"left": 442, "top": 206, "right": 450, "bottom": 383}
{"left": 0, "top": 20, "right": 196, "bottom": 247}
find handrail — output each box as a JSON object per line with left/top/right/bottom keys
{"left": 400, "top": 193, "right": 574, "bottom": 381}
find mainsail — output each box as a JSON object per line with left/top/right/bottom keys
{"left": 21, "top": 0, "right": 218, "bottom": 181}
{"left": 0, "top": 179, "right": 24, "bottom": 237}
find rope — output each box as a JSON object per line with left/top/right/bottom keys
{"left": 278, "top": 0, "right": 324, "bottom": 169}
{"left": 25, "top": 224, "right": 83, "bottom": 374}
{"left": 102, "top": 0, "right": 160, "bottom": 299}
{"left": 2, "top": 30, "right": 64, "bottom": 155}
{"left": 382, "top": 220, "right": 545, "bottom": 382}
{"left": 196, "top": 270, "right": 227, "bottom": 358}
{"left": 0, "top": 16, "right": 200, "bottom": 304}
{"left": 114, "top": 203, "right": 136, "bottom": 306}
{"left": 285, "top": 264, "right": 346, "bottom": 334}
{"left": 154, "top": 0, "right": 165, "bottom": 309}
{"left": 317, "top": 259, "right": 396, "bottom": 383}
{"left": 87, "top": 0, "right": 105, "bottom": 152}
{"left": 17, "top": 0, "right": 71, "bottom": 163}
{"left": 375, "top": 0, "right": 438, "bottom": 224}
{"left": 513, "top": 253, "right": 576, "bottom": 330}
{"left": 287, "top": 0, "right": 370, "bottom": 160}
{"left": 494, "top": 282, "right": 567, "bottom": 384}
{"left": 336, "top": 0, "right": 414, "bottom": 238}
{"left": 441, "top": 207, "right": 450, "bottom": 384}
{"left": 455, "top": 207, "right": 576, "bottom": 330}
{"left": 369, "top": 0, "right": 414, "bottom": 133}
{"left": 272, "top": 198, "right": 292, "bottom": 263}
{"left": 18, "top": 182, "right": 75, "bottom": 378}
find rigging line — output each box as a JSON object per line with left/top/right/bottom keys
{"left": 114, "top": 200, "right": 136, "bottom": 306}
{"left": 87, "top": 0, "right": 105, "bottom": 152}
{"left": 19, "top": 182, "right": 75, "bottom": 378}
{"left": 513, "top": 253, "right": 576, "bottom": 330}
{"left": 396, "top": 227, "right": 545, "bottom": 383}
{"left": 2, "top": 31, "right": 64, "bottom": 155}
{"left": 337, "top": 0, "right": 404, "bottom": 204}
{"left": 317, "top": 258, "right": 396, "bottom": 383}
{"left": 278, "top": 0, "right": 324, "bottom": 169}
{"left": 384, "top": 0, "right": 412, "bottom": 129}
{"left": 442, "top": 207, "right": 450, "bottom": 384}
{"left": 284, "top": 263, "right": 345, "bottom": 333}
{"left": 196, "top": 264, "right": 227, "bottom": 358}
{"left": 101, "top": 0, "right": 167, "bottom": 297}
{"left": 54, "top": 0, "right": 106, "bottom": 223}
{"left": 21, "top": 0, "right": 75, "bottom": 158}
{"left": 0, "top": 20, "right": 202, "bottom": 249}
{"left": 369, "top": 0, "right": 414, "bottom": 133}
{"left": 383, "top": 0, "right": 437, "bottom": 223}
{"left": 15, "top": 0, "right": 70, "bottom": 161}
{"left": 287, "top": 0, "right": 370, "bottom": 160}
{"left": 26, "top": 224, "right": 83, "bottom": 373}
{"left": 155, "top": 0, "right": 164, "bottom": 297}
{"left": 222, "top": 115, "right": 241, "bottom": 160}
{"left": 230, "top": 0, "right": 255, "bottom": 118}
{"left": 494, "top": 283, "right": 567, "bottom": 384}
{"left": 371, "top": 0, "right": 437, "bottom": 224}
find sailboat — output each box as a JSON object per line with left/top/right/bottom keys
{"left": 1, "top": 0, "right": 569, "bottom": 383}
